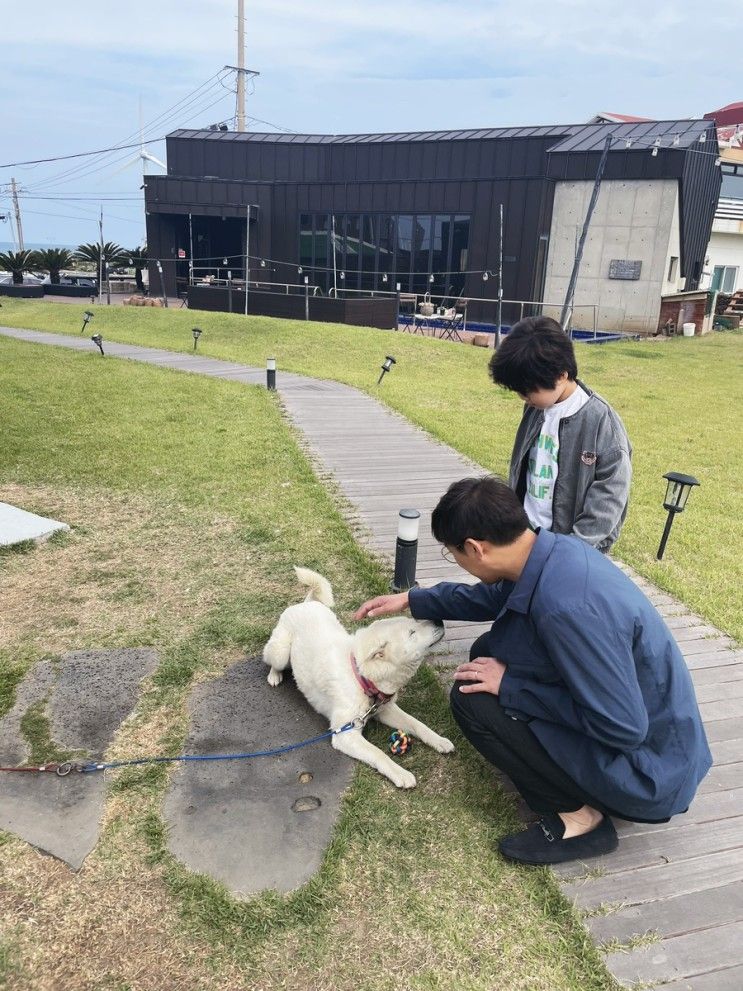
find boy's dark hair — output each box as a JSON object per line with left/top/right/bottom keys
{"left": 488, "top": 316, "right": 578, "bottom": 394}
{"left": 431, "top": 476, "right": 530, "bottom": 549}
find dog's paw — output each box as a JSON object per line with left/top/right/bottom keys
{"left": 431, "top": 735, "right": 455, "bottom": 753}
{"left": 267, "top": 669, "right": 284, "bottom": 687}
{"left": 391, "top": 767, "right": 417, "bottom": 789}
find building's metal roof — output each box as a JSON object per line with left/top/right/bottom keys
{"left": 167, "top": 119, "right": 718, "bottom": 156}
{"left": 167, "top": 125, "right": 581, "bottom": 145}
{"left": 547, "top": 119, "right": 715, "bottom": 154}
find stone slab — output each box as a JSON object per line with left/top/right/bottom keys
{"left": 0, "top": 648, "right": 159, "bottom": 869}
{"left": 0, "top": 502, "right": 69, "bottom": 547}
{"left": 163, "top": 656, "right": 354, "bottom": 897}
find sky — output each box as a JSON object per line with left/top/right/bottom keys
{"left": 0, "top": 0, "right": 739, "bottom": 249}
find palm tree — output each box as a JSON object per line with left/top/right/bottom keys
{"left": 75, "top": 242, "right": 128, "bottom": 283}
{"left": 0, "top": 249, "right": 37, "bottom": 285}
{"left": 126, "top": 246, "right": 148, "bottom": 292}
{"left": 33, "top": 247, "right": 75, "bottom": 285}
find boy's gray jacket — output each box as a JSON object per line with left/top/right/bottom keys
{"left": 509, "top": 382, "right": 632, "bottom": 552}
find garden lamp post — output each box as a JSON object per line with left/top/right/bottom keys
{"left": 266, "top": 357, "right": 277, "bottom": 391}
{"left": 80, "top": 310, "right": 94, "bottom": 334}
{"left": 192, "top": 327, "right": 202, "bottom": 351}
{"left": 91, "top": 333, "right": 104, "bottom": 356}
{"left": 392, "top": 509, "right": 420, "bottom": 592}
{"left": 377, "top": 355, "right": 396, "bottom": 385}
{"left": 656, "top": 472, "right": 700, "bottom": 560}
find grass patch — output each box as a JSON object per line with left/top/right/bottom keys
{"left": 0, "top": 336, "right": 620, "bottom": 990}
{"left": 18, "top": 700, "right": 82, "bottom": 765}
{"left": 1, "top": 301, "right": 740, "bottom": 641}
{"left": 0, "top": 540, "right": 35, "bottom": 560}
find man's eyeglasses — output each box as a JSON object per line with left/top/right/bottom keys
{"left": 440, "top": 545, "right": 458, "bottom": 564}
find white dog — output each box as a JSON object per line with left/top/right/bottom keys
{"left": 263, "top": 567, "right": 454, "bottom": 788}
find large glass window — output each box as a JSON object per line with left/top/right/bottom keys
{"left": 412, "top": 215, "right": 432, "bottom": 293}
{"left": 360, "top": 215, "right": 377, "bottom": 291}
{"left": 450, "top": 215, "right": 470, "bottom": 298}
{"left": 396, "top": 215, "right": 414, "bottom": 291}
{"left": 377, "top": 215, "right": 396, "bottom": 290}
{"left": 299, "top": 214, "right": 313, "bottom": 271}
{"left": 431, "top": 215, "right": 451, "bottom": 296}
{"left": 297, "top": 211, "right": 470, "bottom": 295}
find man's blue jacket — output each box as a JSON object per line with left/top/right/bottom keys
{"left": 408, "top": 529, "right": 712, "bottom": 821}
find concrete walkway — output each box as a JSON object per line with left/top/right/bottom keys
{"left": 2, "top": 324, "right": 742, "bottom": 989}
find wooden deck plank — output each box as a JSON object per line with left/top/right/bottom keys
{"left": 554, "top": 815, "right": 743, "bottom": 877}
{"left": 605, "top": 919, "right": 743, "bottom": 987}
{"left": 561, "top": 848, "right": 743, "bottom": 910}
{"left": 659, "top": 963, "right": 743, "bottom": 990}
{"left": 585, "top": 880, "right": 743, "bottom": 945}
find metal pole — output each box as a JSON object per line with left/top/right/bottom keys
{"left": 593, "top": 304, "right": 597, "bottom": 340}
{"left": 236, "top": 0, "right": 246, "bottom": 132}
{"left": 245, "top": 206, "right": 250, "bottom": 316}
{"left": 560, "top": 135, "right": 613, "bottom": 332}
{"left": 656, "top": 510, "right": 676, "bottom": 560}
{"left": 396, "top": 282, "right": 401, "bottom": 330}
{"left": 188, "top": 212, "right": 194, "bottom": 288}
{"left": 304, "top": 275, "right": 309, "bottom": 320}
{"left": 496, "top": 203, "right": 504, "bottom": 348}
{"left": 227, "top": 271, "right": 233, "bottom": 313}
{"left": 10, "top": 178, "right": 24, "bottom": 251}
{"left": 98, "top": 208, "right": 104, "bottom": 304}
{"left": 332, "top": 214, "right": 338, "bottom": 296}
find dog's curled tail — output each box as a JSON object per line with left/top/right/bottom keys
{"left": 294, "top": 566, "right": 335, "bottom": 608}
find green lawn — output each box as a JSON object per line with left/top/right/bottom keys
{"left": 0, "top": 337, "right": 617, "bottom": 991}
{"left": 1, "top": 300, "right": 742, "bottom": 641}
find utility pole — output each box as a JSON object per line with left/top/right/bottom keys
{"left": 236, "top": 0, "right": 245, "bottom": 132}
{"left": 10, "top": 178, "right": 24, "bottom": 251}
{"left": 98, "top": 208, "right": 104, "bottom": 304}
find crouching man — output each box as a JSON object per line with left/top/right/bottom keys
{"left": 355, "top": 476, "right": 711, "bottom": 866}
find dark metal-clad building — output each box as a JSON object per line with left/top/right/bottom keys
{"left": 144, "top": 118, "right": 720, "bottom": 331}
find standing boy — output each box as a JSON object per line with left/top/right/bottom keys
{"left": 489, "top": 316, "right": 631, "bottom": 552}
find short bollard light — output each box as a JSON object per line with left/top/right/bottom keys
{"left": 91, "top": 333, "right": 104, "bottom": 356}
{"left": 392, "top": 508, "right": 421, "bottom": 592}
{"left": 80, "top": 310, "right": 94, "bottom": 334}
{"left": 656, "top": 471, "right": 700, "bottom": 560}
{"left": 192, "top": 327, "right": 202, "bottom": 351}
{"left": 266, "top": 357, "right": 277, "bottom": 391}
{"left": 377, "top": 354, "right": 396, "bottom": 385}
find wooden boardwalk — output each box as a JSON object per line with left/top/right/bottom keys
{"left": 2, "top": 324, "right": 742, "bottom": 990}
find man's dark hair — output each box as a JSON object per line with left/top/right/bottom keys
{"left": 488, "top": 316, "right": 578, "bottom": 394}
{"left": 431, "top": 476, "right": 530, "bottom": 549}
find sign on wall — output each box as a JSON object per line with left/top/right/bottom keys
{"left": 608, "top": 259, "right": 642, "bottom": 280}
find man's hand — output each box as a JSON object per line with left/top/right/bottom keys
{"left": 354, "top": 591, "right": 410, "bottom": 620}
{"left": 453, "top": 656, "right": 507, "bottom": 695}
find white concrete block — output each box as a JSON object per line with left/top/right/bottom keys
{"left": 0, "top": 503, "right": 70, "bottom": 547}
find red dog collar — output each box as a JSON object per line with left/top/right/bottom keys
{"left": 350, "top": 653, "right": 393, "bottom": 705}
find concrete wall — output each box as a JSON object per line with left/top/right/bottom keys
{"left": 543, "top": 179, "right": 681, "bottom": 334}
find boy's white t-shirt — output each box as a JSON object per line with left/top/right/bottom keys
{"left": 523, "top": 385, "right": 589, "bottom": 530}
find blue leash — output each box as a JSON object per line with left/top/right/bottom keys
{"left": 0, "top": 720, "right": 359, "bottom": 777}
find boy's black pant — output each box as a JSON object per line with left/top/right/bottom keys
{"left": 449, "top": 633, "right": 607, "bottom": 816}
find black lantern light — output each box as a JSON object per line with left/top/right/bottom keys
{"left": 377, "top": 354, "right": 396, "bottom": 385}
{"left": 192, "top": 327, "right": 202, "bottom": 351}
{"left": 80, "top": 310, "right": 94, "bottom": 334}
{"left": 91, "top": 333, "right": 104, "bottom": 356}
{"left": 266, "top": 357, "right": 277, "bottom": 391}
{"left": 391, "top": 508, "right": 421, "bottom": 592}
{"left": 657, "top": 471, "right": 700, "bottom": 560}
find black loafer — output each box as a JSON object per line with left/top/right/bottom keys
{"left": 499, "top": 813, "right": 618, "bottom": 866}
